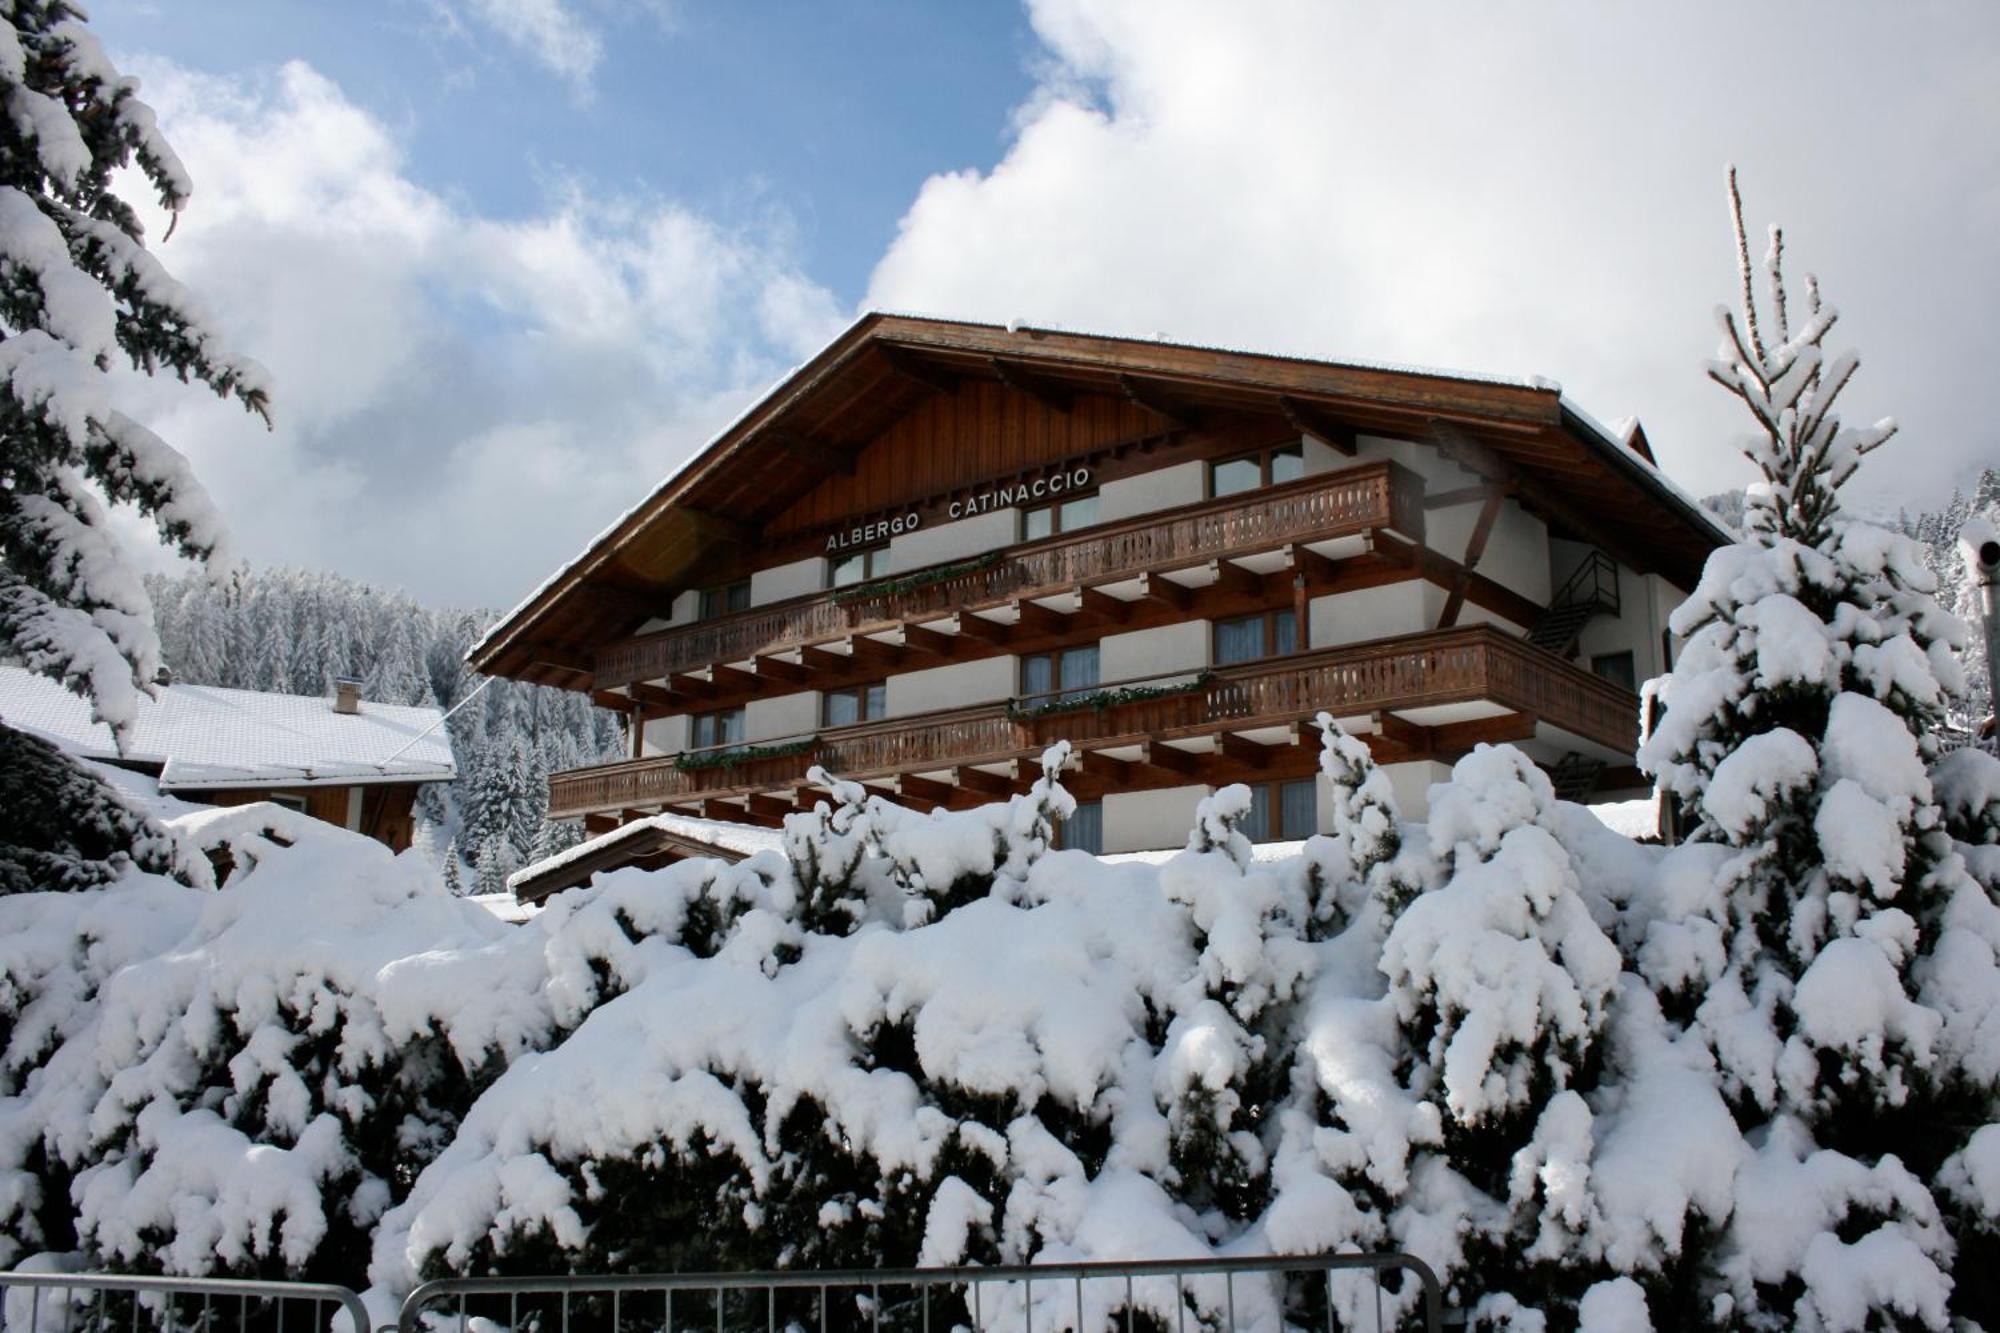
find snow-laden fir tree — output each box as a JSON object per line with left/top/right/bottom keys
{"left": 0, "top": 2, "right": 268, "bottom": 745}
{"left": 1637, "top": 170, "right": 2000, "bottom": 1329}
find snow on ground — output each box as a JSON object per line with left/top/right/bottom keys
{"left": 0, "top": 731, "right": 1992, "bottom": 1332}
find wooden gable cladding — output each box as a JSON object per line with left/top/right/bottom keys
{"left": 766, "top": 380, "right": 1158, "bottom": 542}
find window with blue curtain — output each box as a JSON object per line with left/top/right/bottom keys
{"left": 1064, "top": 800, "right": 1104, "bottom": 854}
{"left": 1242, "top": 783, "right": 1272, "bottom": 842}
{"left": 1280, "top": 777, "right": 1317, "bottom": 839}
{"left": 1058, "top": 644, "right": 1099, "bottom": 701}
{"left": 1213, "top": 615, "right": 1264, "bottom": 665}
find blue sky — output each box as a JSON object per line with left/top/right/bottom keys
{"left": 83, "top": 2, "right": 2000, "bottom": 610}
{"left": 91, "top": 1, "right": 1039, "bottom": 307}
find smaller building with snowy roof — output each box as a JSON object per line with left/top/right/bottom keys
{"left": 0, "top": 667, "right": 455, "bottom": 851}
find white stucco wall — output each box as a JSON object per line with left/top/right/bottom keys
{"left": 1104, "top": 784, "right": 1206, "bottom": 853}
{"left": 1549, "top": 539, "right": 1689, "bottom": 685}
{"left": 887, "top": 656, "right": 1015, "bottom": 716}
{"left": 1097, "top": 461, "right": 1203, "bottom": 524}
{"left": 747, "top": 691, "right": 817, "bottom": 745}
{"left": 1100, "top": 621, "right": 1208, "bottom": 683}
{"left": 639, "top": 713, "right": 689, "bottom": 758}
{"left": 1381, "top": 759, "right": 1452, "bottom": 820}
{"left": 889, "top": 509, "right": 1015, "bottom": 575}
{"left": 752, "top": 557, "right": 823, "bottom": 606}
{"left": 1310, "top": 583, "right": 1427, "bottom": 648}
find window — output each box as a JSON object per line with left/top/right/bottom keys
{"left": 698, "top": 579, "right": 751, "bottom": 620}
{"left": 1240, "top": 778, "right": 1317, "bottom": 843}
{"left": 689, "top": 706, "right": 746, "bottom": 751}
{"left": 1021, "top": 642, "right": 1100, "bottom": 703}
{"left": 267, "top": 792, "right": 306, "bottom": 812}
{"left": 828, "top": 547, "right": 888, "bottom": 589}
{"left": 1212, "top": 609, "right": 1297, "bottom": 666}
{"left": 1021, "top": 492, "right": 1101, "bottom": 542}
{"left": 1208, "top": 443, "right": 1305, "bottom": 497}
{"left": 1591, "top": 650, "right": 1637, "bottom": 692}
{"left": 823, "top": 681, "right": 887, "bottom": 727}
{"left": 1060, "top": 800, "right": 1104, "bottom": 854}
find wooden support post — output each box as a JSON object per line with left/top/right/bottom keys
{"left": 753, "top": 654, "right": 808, "bottom": 686}
{"left": 1076, "top": 586, "right": 1131, "bottom": 627}
{"left": 956, "top": 613, "right": 1014, "bottom": 648}
{"left": 629, "top": 681, "right": 677, "bottom": 710}
{"left": 955, "top": 765, "right": 1018, "bottom": 798}
{"left": 1137, "top": 571, "right": 1193, "bottom": 612}
{"left": 1217, "top": 732, "right": 1273, "bottom": 769}
{"left": 844, "top": 635, "right": 904, "bottom": 671}
{"left": 1276, "top": 394, "right": 1357, "bottom": 455}
{"left": 1205, "top": 558, "right": 1261, "bottom": 599}
{"left": 896, "top": 773, "right": 957, "bottom": 807}
{"left": 902, "top": 623, "right": 962, "bottom": 661}
{"left": 1438, "top": 488, "right": 1506, "bottom": 628}
{"left": 1011, "top": 598, "right": 1070, "bottom": 638}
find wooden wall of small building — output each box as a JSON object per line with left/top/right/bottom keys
{"left": 194, "top": 782, "right": 423, "bottom": 852}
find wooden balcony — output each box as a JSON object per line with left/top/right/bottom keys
{"left": 593, "top": 459, "right": 1426, "bottom": 693}
{"left": 548, "top": 625, "right": 1638, "bottom": 821}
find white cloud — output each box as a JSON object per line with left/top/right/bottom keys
{"left": 449, "top": 0, "right": 604, "bottom": 89}
{"left": 116, "top": 58, "right": 845, "bottom": 609}
{"left": 867, "top": 0, "right": 2000, "bottom": 514}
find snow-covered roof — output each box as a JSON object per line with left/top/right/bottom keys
{"left": 0, "top": 667, "right": 455, "bottom": 790}
{"left": 508, "top": 811, "right": 784, "bottom": 896}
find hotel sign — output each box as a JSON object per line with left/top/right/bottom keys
{"left": 823, "top": 462, "right": 1094, "bottom": 553}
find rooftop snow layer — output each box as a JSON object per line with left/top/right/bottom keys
{"left": 507, "top": 810, "right": 785, "bottom": 891}
{"left": 0, "top": 666, "right": 455, "bottom": 789}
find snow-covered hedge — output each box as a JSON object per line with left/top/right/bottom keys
{"left": 1, "top": 718, "right": 1994, "bottom": 1331}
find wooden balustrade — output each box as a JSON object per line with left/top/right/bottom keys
{"left": 547, "top": 625, "right": 1638, "bottom": 819}
{"left": 594, "top": 460, "right": 1423, "bottom": 689}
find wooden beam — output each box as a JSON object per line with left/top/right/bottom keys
{"left": 668, "top": 672, "right": 714, "bottom": 701}
{"left": 1079, "top": 750, "right": 1133, "bottom": 786}
{"left": 1205, "top": 558, "right": 1262, "bottom": 599}
{"left": 1438, "top": 488, "right": 1506, "bottom": 628}
{"left": 1011, "top": 598, "right": 1070, "bottom": 638}
{"left": 592, "top": 689, "right": 636, "bottom": 713}
{"left": 879, "top": 345, "right": 961, "bottom": 394}
{"left": 1137, "top": 741, "right": 1199, "bottom": 776}
{"left": 1216, "top": 732, "right": 1274, "bottom": 769}
{"left": 628, "top": 682, "right": 678, "bottom": 710}
{"left": 844, "top": 635, "right": 903, "bottom": 671}
{"left": 1116, "top": 372, "right": 1196, "bottom": 428}
{"left": 988, "top": 355, "right": 1073, "bottom": 412}
{"left": 765, "top": 430, "right": 855, "bottom": 476}
{"left": 1429, "top": 419, "right": 1650, "bottom": 571}
{"left": 955, "top": 613, "right": 1014, "bottom": 647}
{"left": 711, "top": 664, "right": 764, "bottom": 696}
{"left": 1276, "top": 394, "right": 1357, "bottom": 455}
{"left": 901, "top": 623, "right": 962, "bottom": 661}
{"left": 1373, "top": 711, "right": 1432, "bottom": 754}
{"left": 955, "top": 765, "right": 1017, "bottom": 798}
{"left": 747, "top": 793, "right": 796, "bottom": 824}
{"left": 799, "top": 645, "right": 854, "bottom": 678}
{"left": 896, "top": 773, "right": 957, "bottom": 806}
{"left": 753, "top": 654, "right": 808, "bottom": 685}
{"left": 1281, "top": 543, "right": 1342, "bottom": 587}
{"left": 1137, "top": 571, "right": 1193, "bottom": 612}
{"left": 583, "top": 813, "right": 620, "bottom": 835}
{"left": 1075, "top": 585, "right": 1131, "bottom": 628}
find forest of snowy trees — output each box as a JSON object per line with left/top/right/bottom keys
{"left": 143, "top": 567, "right": 624, "bottom": 891}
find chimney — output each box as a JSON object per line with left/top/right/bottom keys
{"left": 333, "top": 677, "right": 363, "bottom": 715}
{"left": 153, "top": 665, "right": 173, "bottom": 687}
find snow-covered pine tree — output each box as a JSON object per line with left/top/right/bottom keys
{"left": 0, "top": 722, "right": 206, "bottom": 893}
{"left": 1637, "top": 170, "right": 1999, "bottom": 1329}
{"left": 1377, "top": 745, "right": 1623, "bottom": 1325}
{"left": 440, "top": 836, "right": 464, "bottom": 895}
{"left": 0, "top": 2, "right": 268, "bottom": 745}
{"left": 1312, "top": 711, "right": 1421, "bottom": 926}
{"left": 1156, "top": 785, "right": 1315, "bottom": 1224}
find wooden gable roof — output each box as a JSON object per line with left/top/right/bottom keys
{"left": 472, "top": 313, "right": 1728, "bottom": 687}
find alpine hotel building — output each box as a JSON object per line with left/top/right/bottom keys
{"left": 475, "top": 316, "right": 1728, "bottom": 901}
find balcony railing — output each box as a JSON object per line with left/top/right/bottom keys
{"left": 594, "top": 459, "right": 1425, "bottom": 689}
{"left": 548, "top": 625, "right": 1637, "bottom": 819}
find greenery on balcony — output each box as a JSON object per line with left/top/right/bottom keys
{"left": 672, "top": 737, "right": 820, "bottom": 773}
{"left": 1006, "top": 674, "right": 1214, "bottom": 722}
{"left": 830, "top": 551, "right": 1004, "bottom": 605}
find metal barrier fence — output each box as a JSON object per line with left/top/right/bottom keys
{"left": 0, "top": 1272, "right": 371, "bottom": 1333}
{"left": 397, "top": 1252, "right": 1444, "bottom": 1333}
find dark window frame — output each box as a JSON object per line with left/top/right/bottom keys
{"left": 1591, "top": 650, "right": 1638, "bottom": 692}
{"left": 1242, "top": 777, "right": 1318, "bottom": 843}
{"left": 1019, "top": 642, "right": 1102, "bottom": 702}
{"left": 827, "top": 546, "right": 889, "bottom": 589}
{"left": 1212, "top": 608, "right": 1298, "bottom": 666}
{"left": 1020, "top": 491, "right": 1102, "bottom": 542}
{"left": 698, "top": 579, "right": 751, "bottom": 620}
{"left": 1207, "top": 442, "right": 1306, "bottom": 498}
{"left": 822, "top": 680, "right": 888, "bottom": 728}
{"left": 689, "top": 705, "right": 747, "bottom": 751}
